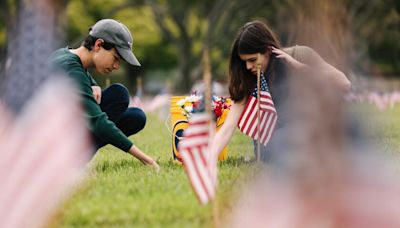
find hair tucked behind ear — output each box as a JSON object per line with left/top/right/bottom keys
{"left": 228, "top": 20, "right": 281, "bottom": 102}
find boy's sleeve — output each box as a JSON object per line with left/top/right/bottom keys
{"left": 88, "top": 72, "right": 99, "bottom": 86}
{"left": 69, "top": 65, "right": 133, "bottom": 152}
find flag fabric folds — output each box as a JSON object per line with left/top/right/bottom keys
{"left": 0, "top": 1, "right": 92, "bottom": 227}
{"left": 179, "top": 113, "right": 216, "bottom": 205}
{"left": 238, "top": 73, "right": 277, "bottom": 146}
{"left": 0, "top": 79, "right": 92, "bottom": 228}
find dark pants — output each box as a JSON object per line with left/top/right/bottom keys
{"left": 253, "top": 126, "right": 288, "bottom": 163}
{"left": 93, "top": 83, "right": 146, "bottom": 150}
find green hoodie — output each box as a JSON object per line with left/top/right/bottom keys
{"left": 49, "top": 48, "right": 133, "bottom": 152}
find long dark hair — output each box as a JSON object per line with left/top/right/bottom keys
{"left": 229, "top": 20, "right": 281, "bottom": 102}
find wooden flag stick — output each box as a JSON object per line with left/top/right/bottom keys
{"left": 256, "top": 53, "right": 261, "bottom": 163}
{"left": 202, "top": 48, "right": 219, "bottom": 228}
{"left": 203, "top": 48, "right": 212, "bottom": 116}
{"left": 212, "top": 197, "right": 220, "bottom": 228}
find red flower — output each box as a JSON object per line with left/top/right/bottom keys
{"left": 214, "top": 105, "right": 222, "bottom": 117}
{"left": 192, "top": 100, "right": 200, "bottom": 108}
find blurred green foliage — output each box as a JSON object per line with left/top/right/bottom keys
{"left": 0, "top": 0, "right": 399, "bottom": 93}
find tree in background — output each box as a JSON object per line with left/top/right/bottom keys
{"left": 270, "top": 0, "right": 400, "bottom": 77}
{"left": 64, "top": 0, "right": 279, "bottom": 93}
{"left": 345, "top": 0, "right": 400, "bottom": 76}
{"left": 1, "top": 0, "right": 398, "bottom": 94}
{"left": 143, "top": 0, "right": 273, "bottom": 93}
{"left": 0, "top": 0, "right": 66, "bottom": 89}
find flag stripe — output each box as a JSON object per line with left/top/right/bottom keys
{"left": 238, "top": 74, "right": 277, "bottom": 147}
{"left": 4, "top": 118, "right": 89, "bottom": 220}
{"left": 0, "top": 79, "right": 92, "bottom": 228}
{"left": 1, "top": 105, "right": 83, "bottom": 198}
{"left": 191, "top": 147, "right": 213, "bottom": 198}
{"left": 240, "top": 98, "right": 257, "bottom": 134}
{"left": 247, "top": 102, "right": 260, "bottom": 139}
{"left": 181, "top": 146, "right": 213, "bottom": 204}
{"left": 181, "top": 148, "right": 207, "bottom": 203}
{"left": 179, "top": 112, "right": 216, "bottom": 205}
{"left": 238, "top": 96, "right": 256, "bottom": 128}
{"left": 263, "top": 114, "right": 278, "bottom": 146}
{"left": 260, "top": 112, "right": 272, "bottom": 143}
{"left": 6, "top": 138, "right": 87, "bottom": 228}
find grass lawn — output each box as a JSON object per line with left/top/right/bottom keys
{"left": 52, "top": 111, "right": 257, "bottom": 228}
{"left": 51, "top": 104, "right": 400, "bottom": 227}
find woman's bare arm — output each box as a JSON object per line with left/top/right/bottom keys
{"left": 274, "top": 46, "right": 351, "bottom": 92}
{"left": 210, "top": 100, "right": 245, "bottom": 158}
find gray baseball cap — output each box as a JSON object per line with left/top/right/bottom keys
{"left": 89, "top": 19, "right": 141, "bottom": 66}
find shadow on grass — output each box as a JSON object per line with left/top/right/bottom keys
{"left": 163, "top": 156, "right": 256, "bottom": 169}
{"left": 218, "top": 156, "right": 256, "bottom": 168}
{"left": 92, "top": 157, "right": 187, "bottom": 174}
{"left": 90, "top": 151, "right": 257, "bottom": 174}
{"left": 91, "top": 158, "right": 141, "bottom": 173}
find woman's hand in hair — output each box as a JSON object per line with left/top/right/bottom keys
{"left": 271, "top": 46, "right": 306, "bottom": 70}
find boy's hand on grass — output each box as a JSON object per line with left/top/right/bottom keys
{"left": 148, "top": 160, "right": 160, "bottom": 173}
{"left": 129, "top": 145, "right": 160, "bottom": 173}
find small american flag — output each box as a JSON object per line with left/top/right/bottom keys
{"left": 179, "top": 113, "right": 216, "bottom": 205}
{"left": 238, "top": 73, "right": 277, "bottom": 146}
{"left": 0, "top": 1, "right": 92, "bottom": 227}
{"left": 0, "top": 79, "right": 92, "bottom": 228}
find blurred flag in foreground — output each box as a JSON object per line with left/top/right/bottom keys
{"left": 224, "top": 46, "right": 400, "bottom": 228}
{"left": 0, "top": 79, "right": 92, "bottom": 228}
{"left": 0, "top": 0, "right": 92, "bottom": 227}
{"left": 224, "top": 153, "right": 400, "bottom": 228}
{"left": 179, "top": 113, "right": 216, "bottom": 205}
{"left": 238, "top": 72, "right": 277, "bottom": 146}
